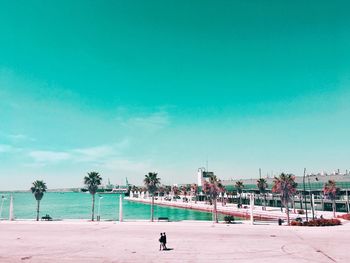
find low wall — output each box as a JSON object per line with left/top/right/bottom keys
{"left": 125, "top": 197, "right": 288, "bottom": 221}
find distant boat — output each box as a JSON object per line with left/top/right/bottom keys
{"left": 100, "top": 187, "right": 128, "bottom": 194}
{"left": 81, "top": 177, "right": 130, "bottom": 194}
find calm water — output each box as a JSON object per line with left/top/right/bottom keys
{"left": 0, "top": 192, "right": 227, "bottom": 221}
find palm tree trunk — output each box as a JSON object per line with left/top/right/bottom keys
{"left": 91, "top": 194, "right": 95, "bottom": 221}
{"left": 213, "top": 196, "right": 218, "bottom": 223}
{"left": 36, "top": 200, "right": 40, "bottom": 221}
{"left": 333, "top": 199, "right": 336, "bottom": 218}
{"left": 292, "top": 196, "right": 296, "bottom": 213}
{"left": 264, "top": 194, "right": 267, "bottom": 211}
{"left": 280, "top": 197, "right": 283, "bottom": 212}
{"left": 286, "top": 202, "right": 290, "bottom": 225}
{"left": 151, "top": 195, "right": 154, "bottom": 222}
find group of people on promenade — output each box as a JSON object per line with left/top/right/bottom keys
{"left": 159, "top": 232, "right": 167, "bottom": 250}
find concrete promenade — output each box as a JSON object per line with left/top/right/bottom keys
{"left": 126, "top": 196, "right": 343, "bottom": 221}
{"left": 0, "top": 220, "right": 349, "bottom": 262}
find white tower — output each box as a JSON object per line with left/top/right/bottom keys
{"left": 197, "top": 168, "right": 205, "bottom": 186}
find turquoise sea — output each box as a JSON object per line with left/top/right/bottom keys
{"left": 0, "top": 192, "right": 226, "bottom": 221}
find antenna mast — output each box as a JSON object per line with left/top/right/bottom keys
{"left": 206, "top": 156, "right": 208, "bottom": 172}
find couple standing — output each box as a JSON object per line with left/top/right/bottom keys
{"left": 159, "top": 232, "right": 167, "bottom": 250}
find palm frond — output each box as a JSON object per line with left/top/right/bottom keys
{"left": 84, "top": 171, "right": 102, "bottom": 195}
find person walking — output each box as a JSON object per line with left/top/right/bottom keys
{"left": 162, "top": 232, "right": 167, "bottom": 250}
{"left": 159, "top": 233, "right": 164, "bottom": 251}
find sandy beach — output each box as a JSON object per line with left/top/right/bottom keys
{"left": 1, "top": 220, "right": 349, "bottom": 263}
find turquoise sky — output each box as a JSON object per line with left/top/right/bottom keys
{"left": 1, "top": 1, "right": 350, "bottom": 190}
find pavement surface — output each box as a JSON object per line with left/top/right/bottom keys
{"left": 0, "top": 220, "right": 349, "bottom": 262}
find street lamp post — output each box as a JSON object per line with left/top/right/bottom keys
{"left": 308, "top": 175, "right": 315, "bottom": 220}
{"left": 314, "top": 204, "right": 317, "bottom": 218}
{"left": 250, "top": 193, "right": 254, "bottom": 225}
{"left": 119, "top": 194, "right": 123, "bottom": 222}
{"left": 303, "top": 168, "right": 308, "bottom": 222}
{"left": 97, "top": 195, "right": 103, "bottom": 221}
{"left": 9, "top": 194, "right": 14, "bottom": 221}
{"left": 0, "top": 195, "right": 7, "bottom": 219}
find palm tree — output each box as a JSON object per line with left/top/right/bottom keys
{"left": 181, "top": 185, "right": 187, "bottom": 201}
{"left": 272, "top": 173, "right": 297, "bottom": 225}
{"left": 323, "top": 180, "right": 339, "bottom": 218}
{"left": 131, "top": 185, "right": 138, "bottom": 193}
{"left": 141, "top": 186, "right": 148, "bottom": 194}
{"left": 84, "top": 171, "right": 102, "bottom": 221}
{"left": 158, "top": 185, "right": 165, "bottom": 201}
{"left": 131, "top": 185, "right": 140, "bottom": 197}
{"left": 219, "top": 184, "right": 226, "bottom": 206}
{"left": 203, "top": 175, "right": 223, "bottom": 223}
{"left": 186, "top": 184, "right": 191, "bottom": 201}
{"left": 172, "top": 185, "right": 179, "bottom": 201}
{"left": 164, "top": 185, "right": 171, "bottom": 198}
{"left": 181, "top": 185, "right": 191, "bottom": 202}
{"left": 235, "top": 181, "right": 244, "bottom": 207}
{"left": 256, "top": 178, "right": 268, "bottom": 210}
{"left": 144, "top": 172, "right": 161, "bottom": 222}
{"left": 31, "top": 180, "right": 47, "bottom": 221}
{"left": 191, "top": 184, "right": 198, "bottom": 203}
{"left": 298, "top": 191, "right": 303, "bottom": 210}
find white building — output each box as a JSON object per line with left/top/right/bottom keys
{"left": 197, "top": 168, "right": 214, "bottom": 186}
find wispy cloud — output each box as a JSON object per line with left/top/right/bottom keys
{"left": 71, "top": 140, "right": 129, "bottom": 163}
{"left": 0, "top": 144, "right": 14, "bottom": 153}
{"left": 73, "top": 145, "right": 116, "bottom": 161}
{"left": 8, "top": 133, "right": 35, "bottom": 142}
{"left": 102, "top": 158, "right": 151, "bottom": 173}
{"left": 27, "top": 139, "right": 130, "bottom": 164}
{"left": 26, "top": 138, "right": 151, "bottom": 173}
{"left": 29, "top": 151, "right": 71, "bottom": 163}
{"left": 120, "top": 111, "right": 170, "bottom": 131}
{"left": 0, "top": 144, "right": 21, "bottom": 153}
